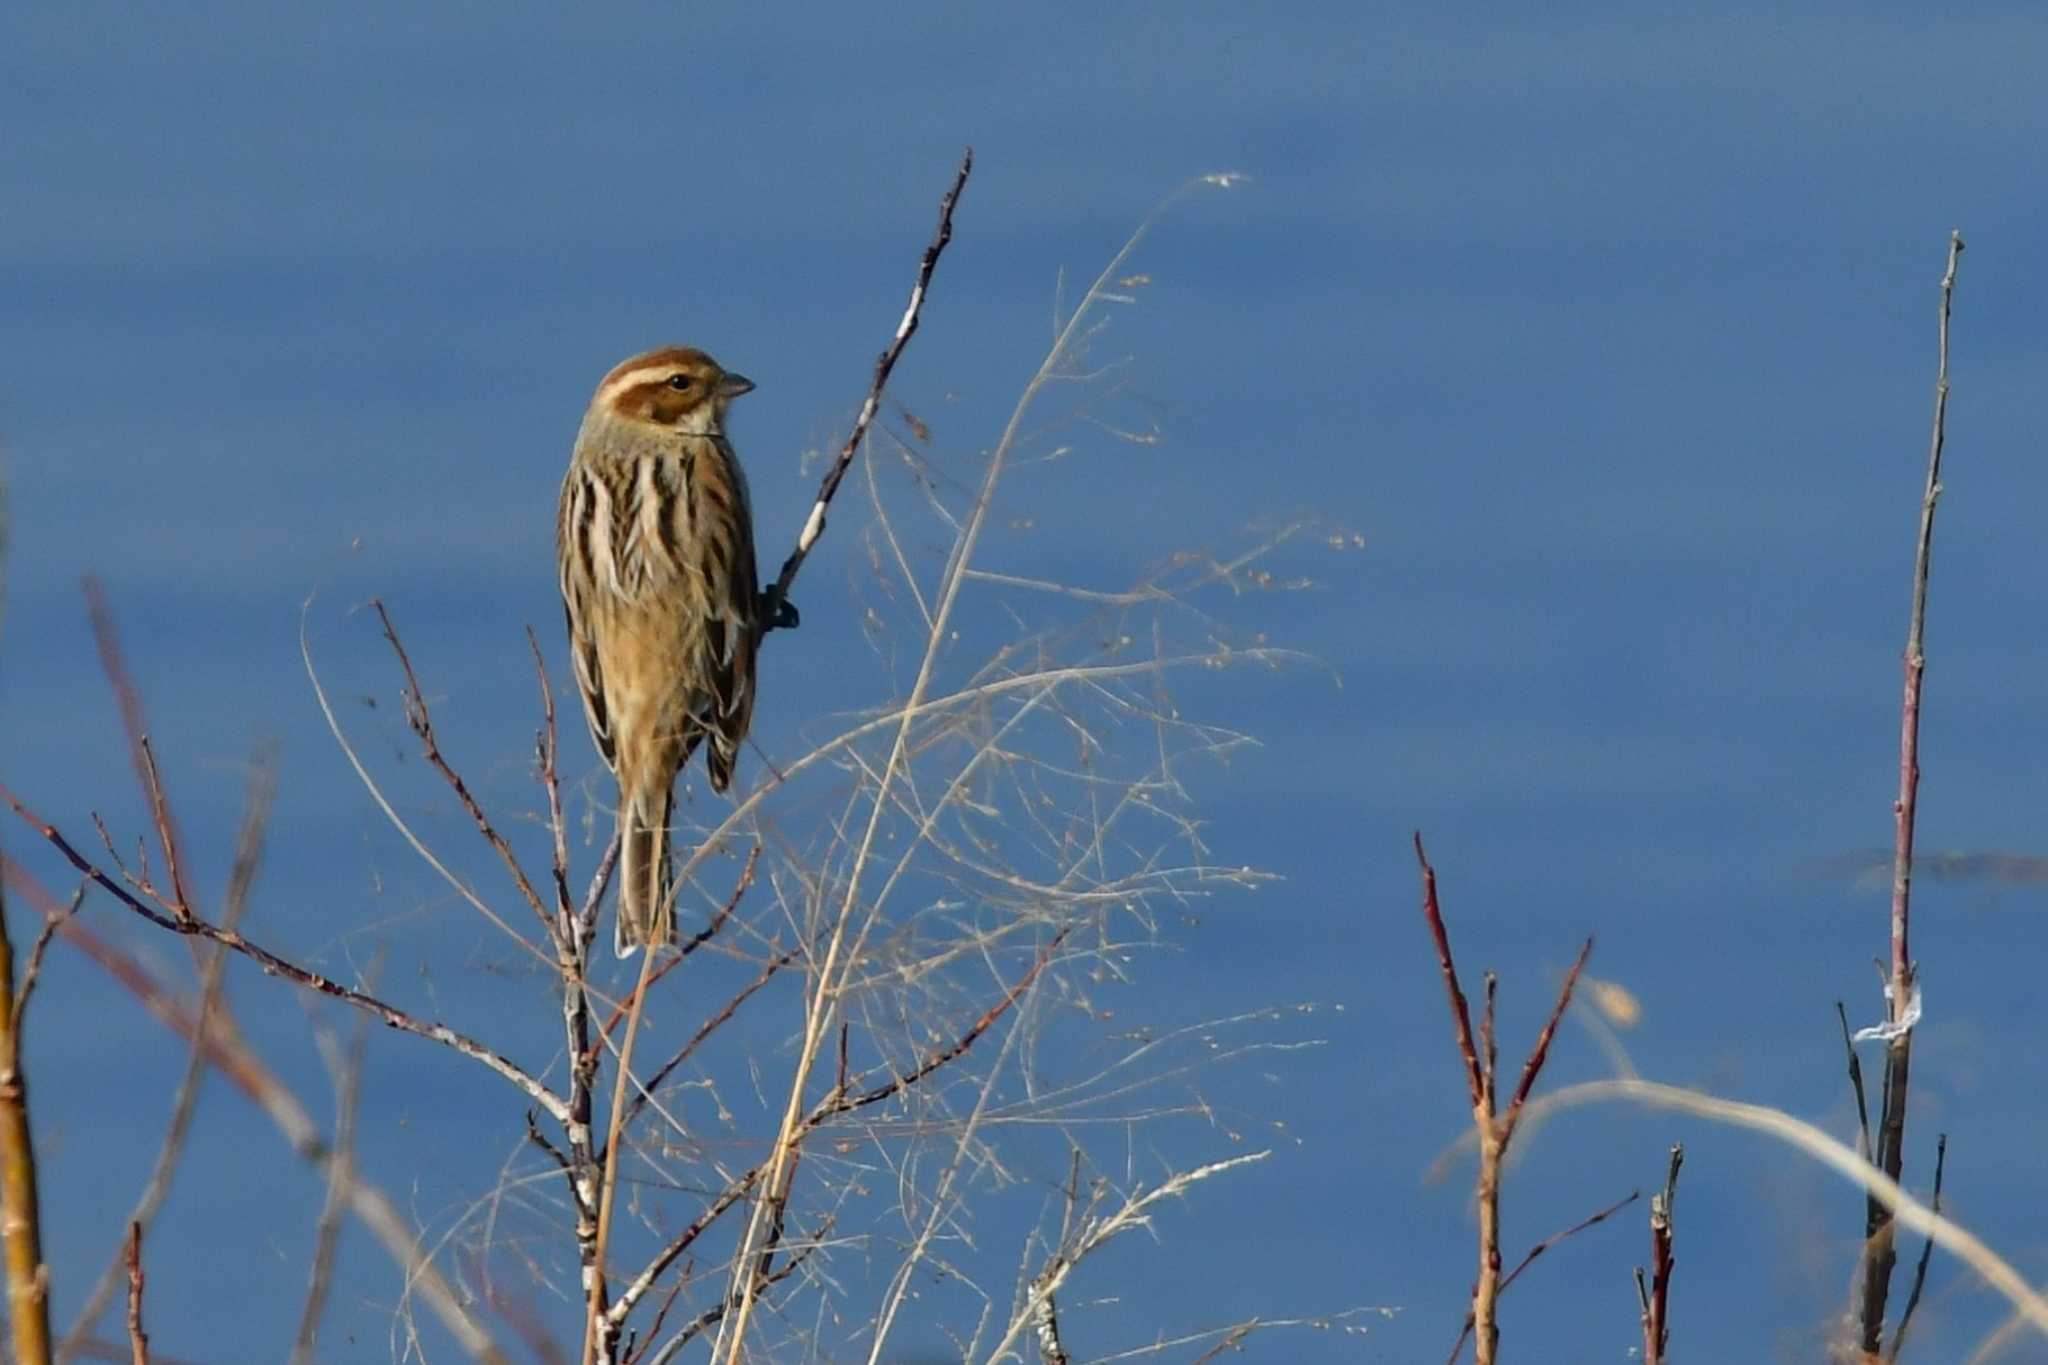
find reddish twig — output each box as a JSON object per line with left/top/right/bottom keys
{"left": 1415, "top": 833, "right": 1483, "bottom": 1109}
{"left": 593, "top": 846, "right": 760, "bottom": 1048}
{"left": 374, "top": 600, "right": 554, "bottom": 940}
{"left": 123, "top": 1223, "right": 147, "bottom": 1365}
{"left": 1416, "top": 834, "right": 1591, "bottom": 1365}
{"left": 1859, "top": 229, "right": 1964, "bottom": 1353}
{"left": 1, "top": 784, "right": 569, "bottom": 1125}
{"left": 613, "top": 939, "right": 802, "bottom": 1146}
{"left": 759, "top": 148, "right": 972, "bottom": 634}
{"left": 1, "top": 859, "right": 506, "bottom": 1362}
{"left": 62, "top": 749, "right": 273, "bottom": 1357}
{"left": 83, "top": 578, "right": 194, "bottom": 923}
{"left": 1447, "top": 1188, "right": 1638, "bottom": 1364}
{"left": 1633, "top": 1144, "right": 1683, "bottom": 1365}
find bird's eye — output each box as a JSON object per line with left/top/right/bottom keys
{"left": 666, "top": 374, "right": 694, "bottom": 391}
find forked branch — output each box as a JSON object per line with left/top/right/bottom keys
{"left": 1415, "top": 833, "right": 1591, "bottom": 1365}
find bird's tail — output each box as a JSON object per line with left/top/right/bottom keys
{"left": 615, "top": 784, "right": 675, "bottom": 957}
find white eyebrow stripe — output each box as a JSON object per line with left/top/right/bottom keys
{"left": 595, "top": 364, "right": 683, "bottom": 405}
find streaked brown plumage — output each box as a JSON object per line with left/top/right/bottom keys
{"left": 556, "top": 346, "right": 760, "bottom": 954}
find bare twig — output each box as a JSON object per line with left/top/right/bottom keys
{"left": 0, "top": 854, "right": 52, "bottom": 1365}
{"left": 1447, "top": 1189, "right": 1637, "bottom": 1363}
{"left": 593, "top": 846, "right": 759, "bottom": 1048}
{"left": 83, "top": 578, "right": 195, "bottom": 931}
{"left": 1860, "top": 228, "right": 1964, "bottom": 1353}
{"left": 1461, "top": 1077, "right": 2048, "bottom": 1339}
{"left": 606, "top": 933, "right": 1063, "bottom": 1338}
{"left": 3, "top": 860, "right": 506, "bottom": 1362}
{"left": 1414, "top": 834, "right": 1482, "bottom": 1110}
{"left": 375, "top": 600, "right": 555, "bottom": 939}
{"left": 759, "top": 147, "right": 972, "bottom": 634}
{"left": 582, "top": 938, "right": 660, "bottom": 1365}
{"left": 614, "top": 939, "right": 800, "bottom": 1146}
{"left": 62, "top": 753, "right": 272, "bottom": 1363}
{"left": 292, "top": 1008, "right": 369, "bottom": 1365}
{"left": 0, "top": 784, "right": 570, "bottom": 1124}
{"left": 1835, "top": 1001, "right": 1874, "bottom": 1163}
{"left": 984, "top": 1152, "right": 1270, "bottom": 1365}
{"left": 1414, "top": 833, "right": 1591, "bottom": 1365}
{"left": 1889, "top": 1132, "right": 1948, "bottom": 1362}
{"left": 12, "top": 882, "right": 85, "bottom": 1031}
{"left": 123, "top": 1224, "right": 147, "bottom": 1365}
{"left": 1635, "top": 1144, "right": 1683, "bottom": 1365}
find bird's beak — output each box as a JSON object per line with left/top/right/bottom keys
{"left": 718, "top": 372, "right": 756, "bottom": 398}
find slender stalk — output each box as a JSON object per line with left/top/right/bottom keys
{"left": 123, "top": 1223, "right": 148, "bottom": 1365}
{"left": 0, "top": 863, "right": 52, "bottom": 1365}
{"left": 1859, "top": 228, "right": 1964, "bottom": 1352}
{"left": 582, "top": 938, "right": 659, "bottom": 1365}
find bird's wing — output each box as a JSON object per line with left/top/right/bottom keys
{"left": 700, "top": 438, "right": 759, "bottom": 791}
{"left": 558, "top": 465, "right": 618, "bottom": 771}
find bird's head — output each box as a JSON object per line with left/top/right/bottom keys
{"left": 590, "top": 346, "right": 755, "bottom": 434}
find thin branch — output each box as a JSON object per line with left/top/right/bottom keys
{"left": 1415, "top": 834, "right": 1592, "bottom": 1365}
{"left": 527, "top": 626, "right": 574, "bottom": 919}
{"left": 375, "top": 600, "right": 555, "bottom": 940}
{"left": 134, "top": 742, "right": 192, "bottom": 922}
{"left": 0, "top": 784, "right": 569, "bottom": 1124}
{"left": 60, "top": 756, "right": 272, "bottom": 1360}
{"left": 3, "top": 860, "right": 507, "bottom": 1363}
{"left": 1638, "top": 1144, "right": 1683, "bottom": 1365}
{"left": 760, "top": 147, "right": 973, "bottom": 634}
{"left": 594, "top": 846, "right": 760, "bottom": 1048}
{"left": 1414, "top": 834, "right": 1482, "bottom": 1110}
{"left": 1889, "top": 1132, "right": 1948, "bottom": 1362}
{"left": 1835, "top": 1000, "right": 1874, "bottom": 1163}
{"left": 1447, "top": 1189, "right": 1638, "bottom": 1364}
{"left": 582, "top": 938, "right": 661, "bottom": 1365}
{"left": 608, "top": 933, "right": 1064, "bottom": 1340}
{"left": 1500, "top": 937, "right": 1592, "bottom": 1141}
{"left": 1860, "top": 227, "right": 1964, "bottom": 1353}
{"left": 123, "top": 1224, "right": 147, "bottom": 1365}
{"left": 82, "top": 577, "right": 196, "bottom": 933}
{"left": 982, "top": 1152, "right": 1271, "bottom": 1365}
{"left": 291, "top": 1008, "right": 369, "bottom": 1365}
{"left": 12, "top": 881, "right": 86, "bottom": 1031}
{"left": 614, "top": 939, "right": 801, "bottom": 1144}
{"left": 0, "top": 851, "right": 52, "bottom": 1365}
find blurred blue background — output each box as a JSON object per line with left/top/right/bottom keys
{"left": 5, "top": 2, "right": 2048, "bottom": 1360}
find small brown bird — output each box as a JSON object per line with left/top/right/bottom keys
{"left": 556, "top": 346, "right": 761, "bottom": 954}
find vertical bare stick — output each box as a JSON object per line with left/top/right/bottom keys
{"left": 123, "top": 1223, "right": 147, "bottom": 1365}
{"left": 0, "top": 861, "right": 52, "bottom": 1365}
{"left": 582, "top": 939, "right": 660, "bottom": 1365}
{"left": 1638, "top": 1144, "right": 1683, "bottom": 1365}
{"left": 1860, "top": 228, "right": 1964, "bottom": 1352}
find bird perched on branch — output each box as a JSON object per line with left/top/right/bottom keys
{"left": 556, "top": 346, "right": 761, "bottom": 954}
